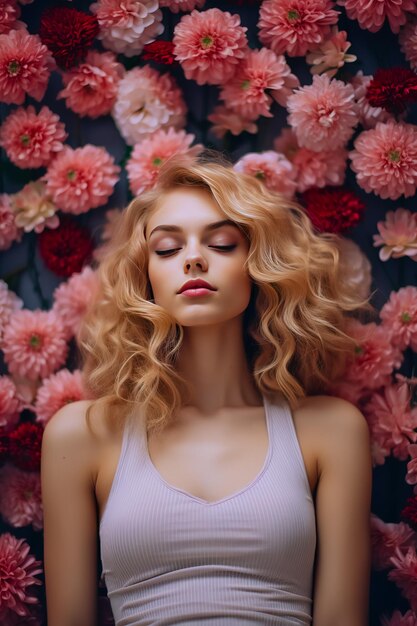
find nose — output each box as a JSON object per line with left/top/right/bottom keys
{"left": 184, "top": 244, "right": 208, "bottom": 273}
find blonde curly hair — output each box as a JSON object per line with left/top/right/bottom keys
{"left": 77, "top": 152, "right": 375, "bottom": 435}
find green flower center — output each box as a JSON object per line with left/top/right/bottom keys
{"left": 20, "top": 133, "right": 31, "bottom": 146}
{"left": 29, "top": 334, "right": 41, "bottom": 349}
{"left": 354, "top": 345, "right": 363, "bottom": 355}
{"left": 201, "top": 35, "right": 213, "bottom": 48}
{"left": 153, "top": 156, "right": 163, "bottom": 166}
{"left": 401, "top": 311, "right": 411, "bottom": 323}
{"left": 67, "top": 169, "right": 77, "bottom": 181}
{"left": 7, "top": 60, "right": 21, "bottom": 76}
{"left": 255, "top": 171, "right": 265, "bottom": 179}
{"left": 241, "top": 79, "right": 251, "bottom": 90}
{"left": 388, "top": 149, "right": 401, "bottom": 163}
{"left": 287, "top": 9, "right": 300, "bottom": 20}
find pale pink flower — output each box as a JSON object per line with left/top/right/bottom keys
{"left": 52, "top": 266, "right": 99, "bottom": 340}
{"left": 342, "top": 318, "right": 403, "bottom": 391}
{"left": 173, "top": 8, "right": 248, "bottom": 85}
{"left": 159, "top": 0, "right": 205, "bottom": 12}
{"left": 381, "top": 610, "right": 417, "bottom": 626}
{"left": 2, "top": 310, "right": 68, "bottom": 382}
{"left": 350, "top": 71, "right": 393, "bottom": 129}
{"left": 363, "top": 382, "right": 417, "bottom": 461}
{"left": 380, "top": 287, "right": 417, "bottom": 352}
{"left": 258, "top": 0, "right": 339, "bottom": 57}
{"left": 337, "top": 0, "right": 417, "bottom": 33}
{"left": 287, "top": 74, "right": 358, "bottom": 151}
{"left": 58, "top": 50, "right": 124, "bottom": 119}
{"left": 90, "top": 0, "right": 164, "bottom": 57}
{"left": 0, "top": 194, "right": 22, "bottom": 251}
{"left": 0, "top": 280, "right": 23, "bottom": 343}
{"left": 126, "top": 128, "right": 203, "bottom": 196}
{"left": 10, "top": 181, "right": 59, "bottom": 234}
{"left": 35, "top": 369, "right": 87, "bottom": 426}
{"left": 306, "top": 27, "right": 357, "bottom": 78}
{"left": 350, "top": 121, "right": 417, "bottom": 200}
{"left": 0, "top": 0, "right": 26, "bottom": 34}
{"left": 219, "top": 47, "right": 299, "bottom": 120}
{"left": 208, "top": 105, "right": 258, "bottom": 138}
{"left": 371, "top": 514, "right": 415, "bottom": 571}
{"left": 336, "top": 237, "right": 372, "bottom": 302}
{"left": 233, "top": 151, "right": 297, "bottom": 199}
{"left": 0, "top": 29, "right": 55, "bottom": 105}
{"left": 0, "top": 376, "right": 22, "bottom": 432}
{"left": 0, "top": 533, "right": 42, "bottom": 617}
{"left": 406, "top": 443, "right": 417, "bottom": 494}
{"left": 0, "top": 105, "right": 67, "bottom": 169}
{"left": 389, "top": 546, "right": 417, "bottom": 612}
{"left": 373, "top": 208, "right": 417, "bottom": 262}
{"left": 113, "top": 66, "right": 187, "bottom": 145}
{"left": 43, "top": 145, "right": 120, "bottom": 215}
{"left": 0, "top": 464, "right": 42, "bottom": 530}
{"left": 400, "top": 19, "right": 417, "bottom": 71}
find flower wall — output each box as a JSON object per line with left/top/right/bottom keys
{"left": 1, "top": 1, "right": 417, "bottom": 624}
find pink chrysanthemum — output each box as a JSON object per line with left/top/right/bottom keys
{"left": 0, "top": 464, "right": 42, "bottom": 530}
{"left": 43, "top": 145, "right": 120, "bottom": 215}
{"left": 389, "top": 546, "right": 417, "bottom": 612}
{"left": 306, "top": 27, "right": 357, "bottom": 78}
{"left": 0, "top": 532, "right": 42, "bottom": 617}
{"left": 113, "top": 66, "right": 186, "bottom": 146}
{"left": 342, "top": 318, "right": 403, "bottom": 391}
{"left": 159, "top": 0, "right": 205, "bottom": 12}
{"left": 349, "top": 121, "right": 417, "bottom": 200}
{"left": 371, "top": 514, "right": 415, "bottom": 571}
{"left": 373, "top": 208, "right": 417, "bottom": 262}
{"left": 52, "top": 266, "right": 99, "bottom": 340}
{"left": 208, "top": 105, "right": 258, "bottom": 138}
{"left": 91, "top": 0, "right": 164, "bottom": 57}
{"left": 381, "top": 610, "right": 417, "bottom": 626}
{"left": 0, "top": 105, "right": 67, "bottom": 170}
{"left": 173, "top": 8, "right": 248, "bottom": 85}
{"left": 258, "top": 0, "right": 339, "bottom": 57}
{"left": 0, "top": 0, "right": 25, "bottom": 35}
{"left": 35, "top": 369, "right": 87, "bottom": 426}
{"left": 0, "top": 376, "right": 22, "bottom": 432}
{"left": 0, "top": 29, "right": 55, "bottom": 105}
{"left": 287, "top": 74, "right": 358, "bottom": 152}
{"left": 363, "top": 382, "right": 417, "bottom": 461}
{"left": 0, "top": 194, "right": 22, "bottom": 251}
{"left": 406, "top": 443, "right": 417, "bottom": 494}
{"left": 233, "top": 151, "right": 297, "bottom": 198}
{"left": 126, "top": 128, "right": 203, "bottom": 196}
{"left": 58, "top": 50, "right": 124, "bottom": 119}
{"left": 274, "top": 127, "right": 348, "bottom": 192}
{"left": 350, "top": 71, "right": 394, "bottom": 130}
{"left": 400, "top": 19, "right": 417, "bottom": 71}
{"left": 380, "top": 287, "right": 417, "bottom": 352}
{"left": 219, "top": 47, "right": 299, "bottom": 120}
{"left": 337, "top": 0, "right": 417, "bottom": 34}
{"left": 2, "top": 310, "right": 68, "bottom": 382}
{"left": 11, "top": 181, "right": 59, "bottom": 234}
{"left": 0, "top": 280, "right": 23, "bottom": 343}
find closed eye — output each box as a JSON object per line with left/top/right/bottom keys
{"left": 155, "top": 245, "right": 237, "bottom": 257}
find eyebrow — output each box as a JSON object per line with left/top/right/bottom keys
{"left": 148, "top": 219, "right": 241, "bottom": 238}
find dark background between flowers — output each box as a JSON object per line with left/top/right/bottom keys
{"left": 1, "top": 1, "right": 417, "bottom": 624}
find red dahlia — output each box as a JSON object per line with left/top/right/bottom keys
{"left": 401, "top": 496, "right": 417, "bottom": 531}
{"left": 39, "top": 7, "right": 99, "bottom": 70}
{"left": 366, "top": 67, "right": 417, "bottom": 114}
{"left": 8, "top": 421, "right": 43, "bottom": 472}
{"left": 141, "top": 41, "right": 177, "bottom": 65}
{"left": 38, "top": 216, "right": 93, "bottom": 278}
{"left": 300, "top": 187, "right": 366, "bottom": 234}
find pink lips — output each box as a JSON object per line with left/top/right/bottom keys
{"left": 178, "top": 279, "right": 216, "bottom": 294}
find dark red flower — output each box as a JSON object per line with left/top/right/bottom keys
{"left": 8, "top": 422, "right": 43, "bottom": 472}
{"left": 39, "top": 7, "right": 99, "bottom": 70}
{"left": 0, "top": 433, "right": 9, "bottom": 465}
{"left": 38, "top": 216, "right": 93, "bottom": 278}
{"left": 401, "top": 496, "right": 417, "bottom": 531}
{"left": 366, "top": 67, "right": 417, "bottom": 114}
{"left": 141, "top": 40, "right": 177, "bottom": 65}
{"left": 300, "top": 187, "right": 366, "bottom": 234}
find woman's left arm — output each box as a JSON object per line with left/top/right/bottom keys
{"left": 311, "top": 397, "right": 373, "bottom": 626}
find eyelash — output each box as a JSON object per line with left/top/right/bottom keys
{"left": 155, "top": 245, "right": 237, "bottom": 257}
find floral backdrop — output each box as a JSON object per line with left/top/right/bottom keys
{"left": 1, "top": 0, "right": 417, "bottom": 624}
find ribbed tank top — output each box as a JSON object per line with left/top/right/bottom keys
{"left": 99, "top": 391, "right": 317, "bottom": 625}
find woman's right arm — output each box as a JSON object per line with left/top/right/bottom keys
{"left": 41, "top": 400, "right": 99, "bottom": 626}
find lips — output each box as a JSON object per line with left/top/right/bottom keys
{"left": 178, "top": 279, "right": 216, "bottom": 294}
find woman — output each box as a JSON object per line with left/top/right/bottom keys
{"left": 41, "top": 154, "right": 373, "bottom": 626}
